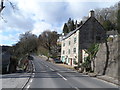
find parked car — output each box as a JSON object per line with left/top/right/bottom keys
{"left": 53, "top": 59, "right": 62, "bottom": 63}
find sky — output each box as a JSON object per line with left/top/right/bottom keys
{"left": 0, "top": 0, "right": 119, "bottom": 46}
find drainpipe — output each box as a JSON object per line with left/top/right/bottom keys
{"left": 78, "top": 30, "right": 81, "bottom": 67}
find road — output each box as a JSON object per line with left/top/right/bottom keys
{"left": 25, "top": 56, "right": 119, "bottom": 89}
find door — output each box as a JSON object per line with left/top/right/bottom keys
{"left": 70, "top": 59, "right": 72, "bottom": 66}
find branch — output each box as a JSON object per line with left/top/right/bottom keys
{"left": 0, "top": 14, "right": 7, "bottom": 22}
{"left": 0, "top": 0, "right": 5, "bottom": 13}
{"left": 7, "top": 0, "right": 16, "bottom": 10}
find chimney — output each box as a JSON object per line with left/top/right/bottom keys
{"left": 89, "top": 10, "right": 95, "bottom": 17}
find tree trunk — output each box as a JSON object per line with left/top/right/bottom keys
{"left": 93, "top": 59, "right": 95, "bottom": 72}
{"left": 102, "top": 40, "right": 109, "bottom": 75}
{"left": 47, "top": 46, "right": 51, "bottom": 61}
{"left": 0, "top": 0, "right": 5, "bottom": 13}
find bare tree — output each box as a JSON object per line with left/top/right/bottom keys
{"left": 13, "top": 31, "right": 38, "bottom": 58}
{"left": 0, "top": 0, "right": 5, "bottom": 13}
{"left": 0, "top": 0, "right": 16, "bottom": 13}
{"left": 38, "top": 30, "right": 58, "bottom": 60}
{"left": 95, "top": 2, "right": 118, "bottom": 30}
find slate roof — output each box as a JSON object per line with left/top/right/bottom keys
{"left": 62, "top": 16, "right": 105, "bottom": 40}
{"left": 62, "top": 17, "right": 92, "bottom": 40}
{"left": 62, "top": 27, "right": 80, "bottom": 40}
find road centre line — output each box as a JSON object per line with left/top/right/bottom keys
{"left": 74, "top": 87, "right": 79, "bottom": 90}
{"left": 30, "top": 79, "right": 33, "bottom": 83}
{"left": 26, "top": 85, "right": 30, "bottom": 88}
{"left": 57, "top": 73, "right": 67, "bottom": 81}
{"left": 50, "top": 68, "right": 54, "bottom": 71}
{"left": 44, "top": 64, "right": 48, "bottom": 67}
{"left": 46, "top": 65, "right": 49, "bottom": 67}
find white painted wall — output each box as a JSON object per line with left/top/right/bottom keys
{"left": 61, "top": 30, "right": 80, "bottom": 67}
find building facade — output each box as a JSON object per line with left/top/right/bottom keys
{"left": 61, "top": 29, "right": 80, "bottom": 67}
{"left": 61, "top": 10, "right": 106, "bottom": 67}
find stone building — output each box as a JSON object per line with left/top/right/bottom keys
{"left": 61, "top": 10, "right": 106, "bottom": 67}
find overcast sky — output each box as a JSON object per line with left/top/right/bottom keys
{"left": 0, "top": 0, "right": 119, "bottom": 46}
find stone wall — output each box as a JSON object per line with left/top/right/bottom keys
{"left": 95, "top": 36, "right": 119, "bottom": 79}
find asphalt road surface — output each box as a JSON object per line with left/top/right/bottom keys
{"left": 25, "top": 56, "right": 119, "bottom": 89}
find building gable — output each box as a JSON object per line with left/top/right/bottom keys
{"left": 79, "top": 17, "right": 106, "bottom": 49}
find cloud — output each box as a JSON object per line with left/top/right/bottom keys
{"left": 1, "top": 0, "right": 119, "bottom": 45}
{"left": 0, "top": 34, "right": 19, "bottom": 46}
{"left": 32, "top": 21, "right": 62, "bottom": 36}
{"left": 32, "top": 22, "right": 53, "bottom": 35}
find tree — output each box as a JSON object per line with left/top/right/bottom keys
{"left": 117, "top": 2, "right": 120, "bottom": 34}
{"left": 13, "top": 31, "right": 38, "bottom": 58}
{"left": 63, "top": 23, "right": 69, "bottom": 35}
{"left": 102, "top": 20, "right": 114, "bottom": 31}
{"left": 0, "top": 0, "right": 5, "bottom": 13}
{"left": 95, "top": 2, "right": 118, "bottom": 31}
{"left": 0, "top": 0, "right": 16, "bottom": 13}
{"left": 83, "top": 44, "right": 99, "bottom": 72}
{"left": 62, "top": 18, "right": 76, "bottom": 35}
{"left": 67, "top": 18, "right": 75, "bottom": 32}
{"left": 102, "top": 39, "right": 110, "bottom": 75}
{"left": 38, "top": 30, "right": 59, "bottom": 60}
{"left": 19, "top": 31, "right": 38, "bottom": 54}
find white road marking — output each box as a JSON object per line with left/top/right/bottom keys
{"left": 57, "top": 73, "right": 67, "bottom": 81}
{"left": 33, "top": 63, "right": 35, "bottom": 72}
{"left": 44, "top": 65, "right": 49, "bottom": 67}
{"left": 26, "top": 85, "right": 30, "bottom": 88}
{"left": 75, "top": 71, "right": 79, "bottom": 73}
{"left": 41, "top": 71, "right": 47, "bottom": 72}
{"left": 32, "top": 73, "right": 35, "bottom": 77}
{"left": 50, "top": 68, "right": 54, "bottom": 71}
{"left": 30, "top": 79, "right": 33, "bottom": 83}
{"left": 74, "top": 87, "right": 79, "bottom": 90}
{"left": 33, "top": 69, "right": 35, "bottom": 72}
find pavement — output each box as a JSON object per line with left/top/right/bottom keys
{"left": 1, "top": 60, "right": 33, "bottom": 89}
{"left": 96, "top": 75, "right": 119, "bottom": 86}
{"left": 23, "top": 56, "right": 118, "bottom": 89}
{"left": 1, "top": 73, "right": 31, "bottom": 89}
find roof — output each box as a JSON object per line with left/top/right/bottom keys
{"left": 62, "top": 17, "right": 92, "bottom": 40}
{"left": 62, "top": 27, "right": 80, "bottom": 40}
{"left": 62, "top": 16, "right": 105, "bottom": 40}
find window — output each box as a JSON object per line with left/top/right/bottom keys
{"left": 73, "top": 48, "right": 76, "bottom": 53}
{"left": 69, "top": 41, "right": 71, "bottom": 45}
{"left": 96, "top": 36, "right": 101, "bottom": 41}
{"left": 74, "top": 37, "right": 76, "bottom": 43}
{"left": 68, "top": 49, "right": 70, "bottom": 54}
{"left": 73, "top": 59, "right": 77, "bottom": 65}
{"left": 63, "top": 43, "right": 65, "bottom": 47}
{"left": 63, "top": 50, "right": 65, "bottom": 54}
